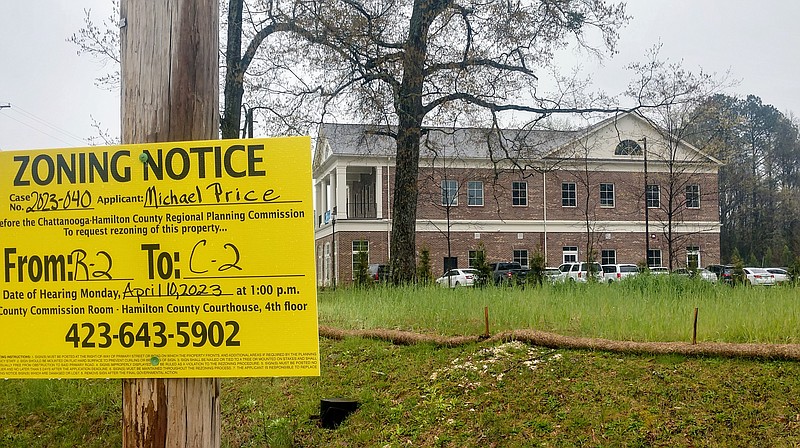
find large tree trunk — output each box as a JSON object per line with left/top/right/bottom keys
{"left": 390, "top": 2, "right": 427, "bottom": 284}
{"left": 221, "top": 0, "right": 244, "bottom": 139}
{"left": 391, "top": 119, "right": 423, "bottom": 283}
{"left": 389, "top": 0, "right": 450, "bottom": 284}
{"left": 120, "top": 0, "right": 220, "bottom": 446}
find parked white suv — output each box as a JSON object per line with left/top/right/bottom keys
{"left": 556, "top": 262, "right": 602, "bottom": 282}
{"left": 601, "top": 263, "right": 640, "bottom": 283}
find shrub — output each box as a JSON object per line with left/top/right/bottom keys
{"left": 790, "top": 256, "right": 800, "bottom": 286}
{"left": 472, "top": 243, "right": 491, "bottom": 287}
{"left": 354, "top": 250, "right": 371, "bottom": 287}
{"left": 731, "top": 248, "right": 745, "bottom": 285}
{"left": 417, "top": 247, "right": 434, "bottom": 285}
{"left": 528, "top": 249, "right": 546, "bottom": 287}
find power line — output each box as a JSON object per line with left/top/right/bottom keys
{"left": 0, "top": 103, "right": 91, "bottom": 146}
{"left": 0, "top": 111, "right": 83, "bottom": 147}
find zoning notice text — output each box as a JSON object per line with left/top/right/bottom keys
{"left": 0, "top": 137, "right": 320, "bottom": 378}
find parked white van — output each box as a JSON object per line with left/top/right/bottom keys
{"left": 556, "top": 262, "right": 602, "bottom": 282}
{"left": 601, "top": 264, "right": 640, "bottom": 283}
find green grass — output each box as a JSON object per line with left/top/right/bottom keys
{"left": 0, "top": 378, "right": 120, "bottom": 447}
{"left": 320, "top": 276, "right": 800, "bottom": 343}
{"left": 9, "top": 339, "right": 799, "bottom": 447}
{"left": 4, "top": 277, "right": 800, "bottom": 446}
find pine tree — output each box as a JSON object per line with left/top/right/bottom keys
{"left": 417, "top": 247, "right": 433, "bottom": 285}
{"left": 529, "top": 249, "right": 546, "bottom": 287}
{"left": 472, "top": 243, "right": 492, "bottom": 287}
{"left": 782, "top": 245, "right": 793, "bottom": 267}
{"left": 731, "top": 248, "right": 745, "bottom": 285}
{"left": 354, "top": 250, "right": 370, "bottom": 287}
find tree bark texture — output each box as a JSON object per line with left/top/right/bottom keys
{"left": 221, "top": 0, "right": 244, "bottom": 139}
{"left": 390, "top": 0, "right": 450, "bottom": 283}
{"left": 120, "top": 0, "right": 220, "bottom": 447}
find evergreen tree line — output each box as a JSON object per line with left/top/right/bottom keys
{"left": 690, "top": 94, "right": 800, "bottom": 267}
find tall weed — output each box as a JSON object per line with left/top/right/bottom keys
{"left": 319, "top": 277, "right": 800, "bottom": 343}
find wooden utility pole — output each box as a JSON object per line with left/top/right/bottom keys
{"left": 119, "top": 1, "right": 220, "bottom": 447}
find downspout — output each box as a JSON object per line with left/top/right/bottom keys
{"left": 543, "top": 170, "right": 548, "bottom": 263}
{"left": 387, "top": 156, "right": 392, "bottom": 260}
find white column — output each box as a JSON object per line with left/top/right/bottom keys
{"left": 375, "top": 165, "right": 383, "bottom": 219}
{"left": 336, "top": 165, "right": 347, "bottom": 219}
{"left": 314, "top": 181, "right": 323, "bottom": 226}
{"left": 327, "top": 171, "right": 334, "bottom": 218}
{"left": 321, "top": 176, "right": 329, "bottom": 220}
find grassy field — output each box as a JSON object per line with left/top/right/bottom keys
{"left": 3, "top": 277, "right": 800, "bottom": 447}
{"left": 321, "top": 276, "right": 800, "bottom": 344}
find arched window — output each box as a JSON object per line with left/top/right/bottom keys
{"left": 615, "top": 139, "right": 643, "bottom": 156}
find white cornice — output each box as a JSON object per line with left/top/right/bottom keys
{"left": 314, "top": 218, "right": 720, "bottom": 238}
{"left": 313, "top": 154, "right": 718, "bottom": 181}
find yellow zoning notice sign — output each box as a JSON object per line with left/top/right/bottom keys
{"left": 0, "top": 137, "right": 319, "bottom": 379}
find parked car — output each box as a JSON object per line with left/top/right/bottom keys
{"left": 601, "top": 263, "right": 639, "bottom": 283}
{"left": 766, "top": 268, "right": 790, "bottom": 285}
{"left": 673, "top": 267, "right": 718, "bottom": 283}
{"left": 368, "top": 264, "right": 389, "bottom": 282}
{"left": 743, "top": 267, "right": 776, "bottom": 286}
{"left": 556, "top": 262, "right": 602, "bottom": 282}
{"left": 706, "top": 264, "right": 734, "bottom": 284}
{"left": 436, "top": 268, "right": 480, "bottom": 287}
{"left": 489, "top": 262, "right": 529, "bottom": 286}
{"left": 648, "top": 266, "right": 669, "bottom": 275}
{"left": 543, "top": 267, "right": 562, "bottom": 283}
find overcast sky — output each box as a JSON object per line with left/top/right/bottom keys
{"left": 1, "top": 0, "right": 799, "bottom": 150}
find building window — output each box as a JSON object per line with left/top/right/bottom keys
{"left": 468, "top": 250, "right": 483, "bottom": 268}
{"left": 563, "top": 246, "right": 578, "bottom": 263}
{"left": 646, "top": 184, "right": 660, "bottom": 208}
{"left": 441, "top": 180, "right": 458, "bottom": 206}
{"left": 562, "top": 182, "right": 576, "bottom": 207}
{"left": 685, "top": 185, "right": 700, "bottom": 209}
{"left": 601, "top": 249, "right": 616, "bottom": 265}
{"left": 352, "top": 240, "right": 369, "bottom": 279}
{"left": 647, "top": 249, "right": 662, "bottom": 268}
{"left": 687, "top": 246, "right": 700, "bottom": 269}
{"left": 512, "top": 181, "right": 527, "bottom": 206}
{"left": 615, "top": 139, "right": 643, "bottom": 156}
{"left": 467, "top": 181, "right": 484, "bottom": 206}
{"left": 513, "top": 249, "right": 529, "bottom": 268}
{"left": 600, "top": 183, "right": 615, "bottom": 208}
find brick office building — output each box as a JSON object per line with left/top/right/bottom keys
{"left": 312, "top": 113, "right": 722, "bottom": 286}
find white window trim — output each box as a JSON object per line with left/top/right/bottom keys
{"left": 600, "top": 183, "right": 615, "bottom": 208}
{"left": 562, "top": 182, "right": 577, "bottom": 208}
{"left": 512, "top": 181, "right": 528, "bottom": 207}
{"left": 601, "top": 249, "right": 616, "bottom": 265}
{"left": 687, "top": 246, "right": 701, "bottom": 268}
{"left": 563, "top": 246, "right": 578, "bottom": 263}
{"left": 351, "top": 240, "right": 370, "bottom": 279}
{"left": 467, "top": 181, "right": 484, "bottom": 207}
{"left": 441, "top": 179, "right": 458, "bottom": 206}
{"left": 686, "top": 185, "right": 700, "bottom": 209}
{"left": 468, "top": 249, "right": 483, "bottom": 268}
{"left": 647, "top": 249, "right": 662, "bottom": 267}
{"left": 513, "top": 249, "right": 529, "bottom": 268}
{"left": 647, "top": 184, "right": 660, "bottom": 209}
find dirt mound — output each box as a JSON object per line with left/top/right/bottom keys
{"left": 319, "top": 325, "right": 800, "bottom": 360}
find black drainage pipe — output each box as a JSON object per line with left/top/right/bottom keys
{"left": 320, "top": 398, "right": 360, "bottom": 429}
